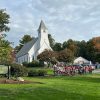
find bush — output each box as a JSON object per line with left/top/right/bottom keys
{"left": 28, "top": 69, "right": 47, "bottom": 77}
{"left": 28, "top": 70, "right": 38, "bottom": 76}
{"left": 10, "top": 63, "right": 28, "bottom": 77}
{"left": 23, "top": 60, "right": 44, "bottom": 67}
{"left": 38, "top": 70, "right": 47, "bottom": 76}
{"left": 0, "top": 74, "right": 7, "bottom": 78}
{"left": 22, "top": 62, "right": 28, "bottom": 67}
{"left": 29, "top": 60, "right": 40, "bottom": 67}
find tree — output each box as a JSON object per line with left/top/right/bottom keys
{"left": 53, "top": 42, "right": 62, "bottom": 51}
{"left": 0, "top": 36, "right": 13, "bottom": 64}
{"left": 15, "top": 34, "right": 33, "bottom": 53}
{"left": 0, "top": 9, "right": 13, "bottom": 64}
{"left": 19, "top": 35, "right": 33, "bottom": 46}
{"left": 78, "top": 40, "right": 87, "bottom": 58}
{"left": 63, "top": 39, "right": 79, "bottom": 57}
{"left": 62, "top": 41, "right": 67, "bottom": 49}
{"left": 37, "top": 49, "right": 56, "bottom": 67}
{"left": 48, "top": 34, "right": 55, "bottom": 49}
{"left": 0, "top": 9, "right": 10, "bottom": 32}
{"left": 56, "top": 48, "right": 74, "bottom": 63}
{"left": 87, "top": 37, "right": 100, "bottom": 63}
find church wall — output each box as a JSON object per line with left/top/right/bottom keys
{"left": 17, "top": 54, "right": 29, "bottom": 64}
{"left": 28, "top": 39, "right": 39, "bottom": 61}
{"left": 38, "top": 40, "right": 52, "bottom": 54}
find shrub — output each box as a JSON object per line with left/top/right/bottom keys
{"left": 22, "top": 62, "right": 28, "bottom": 67}
{"left": 28, "top": 60, "right": 39, "bottom": 67}
{"left": 28, "top": 70, "right": 38, "bottom": 76}
{"left": 23, "top": 60, "right": 44, "bottom": 67}
{"left": 10, "top": 63, "right": 28, "bottom": 77}
{"left": 38, "top": 70, "right": 47, "bottom": 76}
{"left": 28, "top": 69, "right": 47, "bottom": 77}
{"left": 0, "top": 74, "right": 7, "bottom": 78}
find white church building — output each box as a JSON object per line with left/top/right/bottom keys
{"left": 16, "top": 20, "right": 52, "bottom": 64}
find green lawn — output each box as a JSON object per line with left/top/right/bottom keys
{"left": 0, "top": 74, "right": 100, "bottom": 100}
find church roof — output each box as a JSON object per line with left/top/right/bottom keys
{"left": 16, "top": 38, "right": 38, "bottom": 57}
{"left": 38, "top": 20, "right": 47, "bottom": 32}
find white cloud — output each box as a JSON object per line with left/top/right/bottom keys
{"left": 0, "top": 0, "right": 100, "bottom": 46}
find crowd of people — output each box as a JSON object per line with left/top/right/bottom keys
{"left": 53, "top": 64, "right": 93, "bottom": 76}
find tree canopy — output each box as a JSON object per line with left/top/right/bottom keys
{"left": 15, "top": 34, "right": 33, "bottom": 53}
{"left": 48, "top": 34, "right": 55, "bottom": 49}
{"left": 0, "top": 9, "right": 10, "bottom": 32}
{"left": 87, "top": 37, "right": 100, "bottom": 63}
{"left": 0, "top": 9, "right": 14, "bottom": 64}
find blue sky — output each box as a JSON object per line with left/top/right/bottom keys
{"left": 0, "top": 0, "right": 100, "bottom": 46}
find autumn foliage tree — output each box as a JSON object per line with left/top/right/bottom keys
{"left": 56, "top": 48, "right": 74, "bottom": 63}
{"left": 92, "top": 37, "right": 100, "bottom": 52}
{"left": 87, "top": 37, "right": 100, "bottom": 63}
{"left": 37, "top": 49, "right": 56, "bottom": 66}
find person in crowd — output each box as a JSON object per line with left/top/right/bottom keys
{"left": 53, "top": 64, "right": 58, "bottom": 76}
{"left": 53, "top": 63, "right": 93, "bottom": 76}
{"left": 88, "top": 66, "right": 92, "bottom": 74}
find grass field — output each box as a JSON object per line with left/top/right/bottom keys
{"left": 0, "top": 74, "right": 100, "bottom": 100}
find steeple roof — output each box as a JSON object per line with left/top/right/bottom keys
{"left": 38, "top": 20, "right": 47, "bottom": 32}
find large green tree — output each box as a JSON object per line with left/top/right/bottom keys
{"left": 0, "top": 38, "right": 13, "bottom": 64}
{"left": 15, "top": 34, "right": 33, "bottom": 53}
{"left": 77, "top": 40, "right": 87, "bottom": 58}
{"left": 53, "top": 42, "right": 62, "bottom": 51}
{"left": 62, "top": 39, "right": 79, "bottom": 57}
{"left": 48, "top": 34, "right": 55, "bottom": 49}
{"left": 87, "top": 37, "right": 100, "bottom": 63}
{"left": 0, "top": 9, "right": 13, "bottom": 64}
{"left": 0, "top": 9, "right": 10, "bottom": 32}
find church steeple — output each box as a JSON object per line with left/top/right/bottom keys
{"left": 38, "top": 20, "right": 47, "bottom": 33}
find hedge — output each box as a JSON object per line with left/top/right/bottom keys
{"left": 28, "top": 69, "right": 47, "bottom": 76}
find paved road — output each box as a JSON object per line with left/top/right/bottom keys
{"left": 93, "top": 69, "right": 100, "bottom": 73}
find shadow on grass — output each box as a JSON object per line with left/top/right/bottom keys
{"left": 0, "top": 87, "right": 100, "bottom": 100}
{"left": 33, "top": 87, "right": 100, "bottom": 100}
{"left": 0, "top": 88, "right": 16, "bottom": 99}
